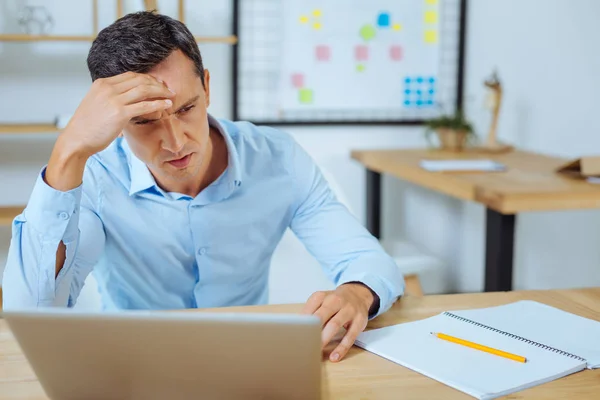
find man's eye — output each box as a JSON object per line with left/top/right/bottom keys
{"left": 178, "top": 105, "right": 195, "bottom": 114}
{"left": 135, "top": 120, "right": 154, "bottom": 125}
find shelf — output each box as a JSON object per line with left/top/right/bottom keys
{"left": 0, "top": 124, "right": 60, "bottom": 134}
{"left": 0, "top": 206, "right": 23, "bottom": 226}
{"left": 194, "top": 35, "right": 238, "bottom": 44}
{"left": 0, "top": 34, "right": 238, "bottom": 44}
{"left": 0, "top": 34, "right": 95, "bottom": 42}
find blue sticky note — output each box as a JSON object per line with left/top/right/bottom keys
{"left": 417, "top": 77, "right": 424, "bottom": 83}
{"left": 404, "top": 100, "right": 411, "bottom": 106}
{"left": 416, "top": 90, "right": 422, "bottom": 95}
{"left": 405, "top": 89, "right": 411, "bottom": 94}
{"left": 405, "top": 77, "right": 412, "bottom": 84}
{"left": 429, "top": 77, "right": 436, "bottom": 83}
{"left": 416, "top": 100, "right": 423, "bottom": 106}
{"left": 427, "top": 100, "right": 434, "bottom": 105}
{"left": 429, "top": 89, "right": 435, "bottom": 94}
{"left": 377, "top": 12, "right": 390, "bottom": 27}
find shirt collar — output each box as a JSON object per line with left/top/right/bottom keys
{"left": 124, "top": 140, "right": 156, "bottom": 196}
{"left": 124, "top": 113, "right": 242, "bottom": 198}
{"left": 211, "top": 114, "right": 242, "bottom": 190}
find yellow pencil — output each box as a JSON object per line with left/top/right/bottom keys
{"left": 432, "top": 332, "right": 527, "bottom": 363}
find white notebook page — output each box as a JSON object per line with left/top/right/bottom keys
{"left": 452, "top": 301, "right": 600, "bottom": 368}
{"left": 356, "top": 313, "right": 586, "bottom": 400}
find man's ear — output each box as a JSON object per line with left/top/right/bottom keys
{"left": 203, "top": 70, "right": 211, "bottom": 108}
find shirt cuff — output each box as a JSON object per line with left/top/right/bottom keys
{"left": 337, "top": 272, "right": 404, "bottom": 320}
{"left": 24, "top": 167, "right": 83, "bottom": 242}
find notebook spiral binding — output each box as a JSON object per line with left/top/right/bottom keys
{"left": 443, "top": 312, "right": 587, "bottom": 362}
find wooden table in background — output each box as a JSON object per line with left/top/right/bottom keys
{"left": 351, "top": 148, "right": 600, "bottom": 291}
{"left": 1, "top": 288, "right": 599, "bottom": 399}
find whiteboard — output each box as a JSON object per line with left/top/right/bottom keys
{"left": 234, "top": 0, "right": 464, "bottom": 124}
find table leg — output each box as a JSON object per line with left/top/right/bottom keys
{"left": 366, "top": 169, "right": 381, "bottom": 239}
{"left": 485, "top": 208, "right": 516, "bottom": 292}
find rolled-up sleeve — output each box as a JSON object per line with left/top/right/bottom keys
{"left": 289, "top": 141, "right": 404, "bottom": 318}
{"left": 2, "top": 162, "right": 105, "bottom": 309}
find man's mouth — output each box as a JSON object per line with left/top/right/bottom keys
{"left": 167, "top": 153, "right": 192, "bottom": 169}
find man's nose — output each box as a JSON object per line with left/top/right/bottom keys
{"left": 161, "top": 117, "right": 185, "bottom": 154}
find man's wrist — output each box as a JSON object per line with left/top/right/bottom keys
{"left": 46, "top": 135, "right": 90, "bottom": 192}
{"left": 342, "top": 282, "right": 380, "bottom": 317}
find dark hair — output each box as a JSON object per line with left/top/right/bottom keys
{"left": 87, "top": 11, "right": 205, "bottom": 87}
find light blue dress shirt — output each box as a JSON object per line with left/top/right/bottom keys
{"left": 2, "top": 115, "right": 404, "bottom": 317}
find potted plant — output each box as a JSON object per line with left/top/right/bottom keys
{"left": 425, "top": 111, "right": 475, "bottom": 151}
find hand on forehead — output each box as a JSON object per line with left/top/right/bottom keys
{"left": 136, "top": 51, "right": 204, "bottom": 121}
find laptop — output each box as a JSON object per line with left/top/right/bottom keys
{"left": 3, "top": 309, "right": 323, "bottom": 400}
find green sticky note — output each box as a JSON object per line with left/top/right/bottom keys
{"left": 356, "top": 64, "right": 366, "bottom": 72}
{"left": 360, "top": 24, "right": 376, "bottom": 41}
{"left": 299, "top": 88, "right": 313, "bottom": 104}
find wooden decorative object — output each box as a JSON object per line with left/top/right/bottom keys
{"left": 143, "top": 0, "right": 185, "bottom": 23}
{"left": 143, "top": 0, "right": 158, "bottom": 11}
{"left": 481, "top": 71, "right": 513, "bottom": 153}
{"left": 92, "top": 0, "right": 98, "bottom": 34}
{"left": 116, "top": 0, "right": 123, "bottom": 19}
{"left": 178, "top": 0, "right": 186, "bottom": 23}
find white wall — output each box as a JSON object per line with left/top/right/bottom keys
{"left": 454, "top": 0, "right": 600, "bottom": 292}
{"left": 2, "top": 0, "right": 600, "bottom": 294}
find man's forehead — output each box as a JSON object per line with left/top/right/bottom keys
{"left": 146, "top": 50, "right": 200, "bottom": 87}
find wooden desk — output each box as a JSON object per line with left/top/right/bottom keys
{"left": 1, "top": 288, "right": 599, "bottom": 399}
{"left": 351, "top": 148, "right": 600, "bottom": 291}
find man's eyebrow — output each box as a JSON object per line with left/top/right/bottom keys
{"left": 173, "top": 95, "right": 200, "bottom": 113}
{"left": 129, "top": 95, "right": 200, "bottom": 123}
{"left": 130, "top": 116, "right": 159, "bottom": 123}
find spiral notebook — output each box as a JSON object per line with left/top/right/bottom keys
{"left": 355, "top": 300, "right": 600, "bottom": 400}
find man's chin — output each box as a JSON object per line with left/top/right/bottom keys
{"left": 162, "top": 162, "right": 202, "bottom": 181}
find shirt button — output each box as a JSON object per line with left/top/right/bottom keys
{"left": 58, "top": 212, "right": 69, "bottom": 220}
{"left": 198, "top": 248, "right": 206, "bottom": 256}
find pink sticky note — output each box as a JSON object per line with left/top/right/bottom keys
{"left": 291, "top": 73, "right": 304, "bottom": 88}
{"left": 390, "top": 45, "right": 403, "bottom": 61}
{"left": 355, "top": 45, "right": 369, "bottom": 61}
{"left": 315, "top": 45, "right": 331, "bottom": 61}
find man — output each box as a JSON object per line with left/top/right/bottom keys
{"left": 2, "top": 12, "right": 404, "bottom": 362}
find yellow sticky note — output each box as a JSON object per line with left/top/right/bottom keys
{"left": 313, "top": 9, "right": 322, "bottom": 17}
{"left": 425, "top": 0, "right": 438, "bottom": 4}
{"left": 425, "top": 11, "right": 438, "bottom": 24}
{"left": 313, "top": 22, "right": 322, "bottom": 30}
{"left": 299, "top": 15, "right": 309, "bottom": 24}
{"left": 425, "top": 30, "right": 438, "bottom": 43}
{"left": 393, "top": 23, "right": 402, "bottom": 31}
